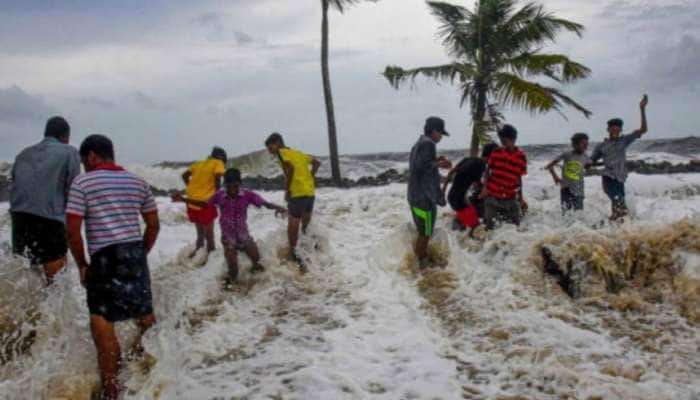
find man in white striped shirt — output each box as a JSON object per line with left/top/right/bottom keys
{"left": 66, "top": 134, "right": 160, "bottom": 400}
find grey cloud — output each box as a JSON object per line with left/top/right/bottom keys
{"left": 74, "top": 96, "right": 116, "bottom": 109}
{"left": 132, "top": 91, "right": 159, "bottom": 110}
{"left": 641, "top": 34, "right": 700, "bottom": 91}
{"left": 0, "top": 85, "right": 55, "bottom": 122}
{"left": 190, "top": 12, "right": 256, "bottom": 45}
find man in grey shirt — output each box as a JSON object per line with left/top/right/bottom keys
{"left": 408, "top": 116, "right": 452, "bottom": 268}
{"left": 591, "top": 95, "right": 649, "bottom": 221}
{"left": 10, "top": 116, "right": 81, "bottom": 284}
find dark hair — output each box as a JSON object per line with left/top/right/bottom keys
{"left": 571, "top": 132, "right": 589, "bottom": 146}
{"left": 607, "top": 118, "right": 623, "bottom": 128}
{"left": 79, "top": 134, "right": 114, "bottom": 160}
{"left": 44, "top": 116, "right": 70, "bottom": 139}
{"left": 481, "top": 142, "right": 499, "bottom": 158}
{"left": 223, "top": 168, "right": 241, "bottom": 184}
{"left": 211, "top": 147, "right": 227, "bottom": 163}
{"left": 264, "top": 132, "right": 284, "bottom": 147}
{"left": 498, "top": 124, "right": 518, "bottom": 140}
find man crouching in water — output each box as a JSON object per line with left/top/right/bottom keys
{"left": 408, "top": 117, "right": 452, "bottom": 269}
{"left": 66, "top": 135, "right": 160, "bottom": 400}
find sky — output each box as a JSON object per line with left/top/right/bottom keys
{"left": 1, "top": 0, "right": 699, "bottom": 163}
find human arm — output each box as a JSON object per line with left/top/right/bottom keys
{"left": 283, "top": 161, "right": 294, "bottom": 202}
{"left": 141, "top": 211, "right": 160, "bottom": 253}
{"left": 311, "top": 158, "right": 321, "bottom": 177}
{"left": 64, "top": 150, "right": 81, "bottom": 199}
{"left": 66, "top": 214, "right": 89, "bottom": 288}
{"left": 518, "top": 178, "right": 528, "bottom": 212}
{"left": 442, "top": 167, "right": 457, "bottom": 194}
{"left": 262, "top": 201, "right": 287, "bottom": 217}
{"left": 170, "top": 191, "right": 210, "bottom": 208}
{"left": 628, "top": 94, "right": 649, "bottom": 140}
{"left": 181, "top": 169, "right": 192, "bottom": 186}
{"left": 545, "top": 154, "right": 563, "bottom": 185}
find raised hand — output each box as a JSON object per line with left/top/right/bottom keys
{"left": 640, "top": 94, "right": 648, "bottom": 109}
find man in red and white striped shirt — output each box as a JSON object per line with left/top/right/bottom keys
{"left": 480, "top": 125, "right": 528, "bottom": 230}
{"left": 66, "top": 134, "right": 160, "bottom": 400}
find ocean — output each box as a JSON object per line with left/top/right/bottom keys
{"left": 0, "top": 137, "right": 699, "bottom": 399}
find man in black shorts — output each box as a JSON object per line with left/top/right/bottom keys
{"left": 10, "top": 116, "right": 81, "bottom": 284}
{"left": 66, "top": 135, "right": 160, "bottom": 400}
{"left": 443, "top": 143, "right": 498, "bottom": 230}
{"left": 265, "top": 133, "right": 321, "bottom": 267}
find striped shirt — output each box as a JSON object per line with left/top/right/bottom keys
{"left": 485, "top": 147, "right": 527, "bottom": 200}
{"left": 66, "top": 166, "right": 157, "bottom": 255}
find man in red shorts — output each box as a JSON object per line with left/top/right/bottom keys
{"left": 181, "top": 147, "right": 227, "bottom": 258}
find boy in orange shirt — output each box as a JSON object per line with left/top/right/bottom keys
{"left": 182, "top": 147, "right": 227, "bottom": 258}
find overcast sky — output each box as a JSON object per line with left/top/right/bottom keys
{"left": 1, "top": 0, "right": 698, "bottom": 163}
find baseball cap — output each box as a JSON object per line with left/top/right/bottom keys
{"left": 424, "top": 116, "right": 449, "bottom": 136}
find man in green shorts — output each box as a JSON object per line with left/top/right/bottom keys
{"left": 408, "top": 117, "right": 452, "bottom": 268}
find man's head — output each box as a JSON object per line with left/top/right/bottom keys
{"left": 223, "top": 168, "right": 242, "bottom": 197}
{"left": 481, "top": 142, "right": 499, "bottom": 160}
{"left": 44, "top": 116, "right": 70, "bottom": 143}
{"left": 265, "top": 132, "right": 285, "bottom": 154}
{"left": 498, "top": 124, "right": 518, "bottom": 149}
{"left": 79, "top": 134, "right": 115, "bottom": 171}
{"left": 607, "top": 118, "right": 623, "bottom": 138}
{"left": 211, "top": 146, "right": 227, "bottom": 163}
{"left": 571, "top": 132, "right": 589, "bottom": 153}
{"left": 424, "top": 116, "right": 449, "bottom": 143}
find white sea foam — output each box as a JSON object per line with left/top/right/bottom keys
{"left": 0, "top": 163, "right": 699, "bottom": 399}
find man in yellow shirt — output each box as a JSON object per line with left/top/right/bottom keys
{"left": 265, "top": 133, "right": 320, "bottom": 269}
{"left": 181, "top": 147, "right": 227, "bottom": 258}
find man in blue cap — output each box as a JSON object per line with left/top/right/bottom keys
{"left": 408, "top": 116, "right": 452, "bottom": 268}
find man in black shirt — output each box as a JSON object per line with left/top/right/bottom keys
{"left": 442, "top": 143, "right": 498, "bottom": 230}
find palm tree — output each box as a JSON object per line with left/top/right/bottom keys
{"left": 383, "top": 0, "right": 592, "bottom": 156}
{"left": 321, "top": 0, "right": 378, "bottom": 185}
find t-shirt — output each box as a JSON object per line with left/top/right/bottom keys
{"left": 448, "top": 157, "right": 486, "bottom": 211}
{"left": 278, "top": 148, "right": 315, "bottom": 198}
{"left": 408, "top": 135, "right": 441, "bottom": 206}
{"left": 485, "top": 147, "right": 527, "bottom": 200}
{"left": 552, "top": 151, "right": 590, "bottom": 197}
{"left": 10, "top": 137, "right": 81, "bottom": 222}
{"left": 590, "top": 132, "right": 641, "bottom": 182}
{"left": 186, "top": 158, "right": 225, "bottom": 209}
{"left": 66, "top": 167, "right": 157, "bottom": 255}
{"left": 208, "top": 189, "right": 264, "bottom": 241}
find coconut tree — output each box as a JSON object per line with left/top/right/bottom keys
{"left": 383, "top": 0, "right": 592, "bottom": 156}
{"left": 321, "top": 0, "right": 378, "bottom": 185}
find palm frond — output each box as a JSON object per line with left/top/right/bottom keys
{"left": 492, "top": 72, "right": 592, "bottom": 118}
{"left": 383, "top": 63, "right": 476, "bottom": 90}
{"left": 504, "top": 4, "right": 584, "bottom": 53}
{"left": 506, "top": 53, "right": 591, "bottom": 83}
{"left": 426, "top": 1, "right": 477, "bottom": 59}
{"left": 327, "top": 0, "right": 379, "bottom": 13}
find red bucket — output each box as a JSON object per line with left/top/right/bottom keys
{"left": 456, "top": 205, "right": 480, "bottom": 228}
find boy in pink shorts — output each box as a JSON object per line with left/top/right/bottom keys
{"left": 173, "top": 168, "right": 286, "bottom": 283}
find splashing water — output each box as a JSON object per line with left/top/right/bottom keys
{"left": 0, "top": 167, "right": 699, "bottom": 399}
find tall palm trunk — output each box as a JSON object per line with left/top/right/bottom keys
{"left": 321, "top": 0, "right": 342, "bottom": 185}
{"left": 470, "top": 87, "right": 487, "bottom": 157}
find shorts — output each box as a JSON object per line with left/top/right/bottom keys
{"left": 87, "top": 241, "right": 153, "bottom": 322}
{"left": 187, "top": 205, "right": 218, "bottom": 225}
{"left": 288, "top": 196, "right": 315, "bottom": 218}
{"left": 602, "top": 176, "right": 626, "bottom": 210}
{"left": 560, "top": 188, "right": 584, "bottom": 211}
{"left": 11, "top": 211, "right": 68, "bottom": 265}
{"left": 483, "top": 197, "right": 521, "bottom": 230}
{"left": 222, "top": 230, "right": 253, "bottom": 251}
{"left": 410, "top": 202, "right": 437, "bottom": 238}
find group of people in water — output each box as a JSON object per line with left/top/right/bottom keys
{"left": 5, "top": 94, "right": 648, "bottom": 399}
{"left": 408, "top": 94, "right": 648, "bottom": 268}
